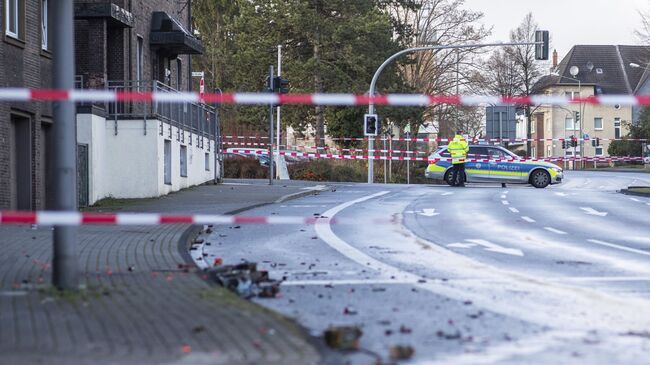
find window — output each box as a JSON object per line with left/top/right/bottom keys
{"left": 564, "top": 91, "right": 579, "bottom": 99}
{"left": 487, "top": 147, "right": 507, "bottom": 159}
{"left": 468, "top": 147, "right": 489, "bottom": 158}
{"left": 136, "top": 36, "right": 144, "bottom": 83}
{"left": 594, "top": 117, "right": 603, "bottom": 130}
{"left": 6, "top": 0, "right": 19, "bottom": 38}
{"left": 164, "top": 140, "right": 172, "bottom": 185}
{"left": 180, "top": 145, "right": 188, "bottom": 177}
{"left": 176, "top": 58, "right": 182, "bottom": 90}
{"left": 205, "top": 153, "right": 210, "bottom": 171}
{"left": 595, "top": 146, "right": 603, "bottom": 156}
{"left": 565, "top": 116, "right": 576, "bottom": 130}
{"left": 614, "top": 118, "right": 621, "bottom": 139}
{"left": 41, "top": 0, "right": 48, "bottom": 49}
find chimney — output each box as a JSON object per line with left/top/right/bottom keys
{"left": 552, "top": 49, "right": 558, "bottom": 68}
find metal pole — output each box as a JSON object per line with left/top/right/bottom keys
{"left": 578, "top": 79, "right": 583, "bottom": 170}
{"left": 366, "top": 41, "right": 542, "bottom": 184}
{"left": 383, "top": 135, "right": 387, "bottom": 184}
{"left": 268, "top": 65, "right": 275, "bottom": 185}
{"left": 213, "top": 87, "right": 222, "bottom": 184}
{"left": 407, "top": 138, "right": 410, "bottom": 184}
{"left": 52, "top": 0, "right": 78, "bottom": 290}
{"left": 276, "top": 45, "right": 282, "bottom": 179}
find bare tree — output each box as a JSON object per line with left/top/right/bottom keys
{"left": 636, "top": 7, "right": 650, "bottom": 44}
{"left": 505, "top": 13, "right": 544, "bottom": 155}
{"left": 385, "top": 0, "right": 491, "bottom": 138}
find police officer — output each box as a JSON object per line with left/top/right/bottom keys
{"left": 447, "top": 131, "right": 469, "bottom": 187}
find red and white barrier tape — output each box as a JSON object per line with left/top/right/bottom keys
{"left": 224, "top": 135, "right": 650, "bottom": 143}
{"left": 3, "top": 88, "right": 650, "bottom": 107}
{"left": 224, "top": 142, "right": 427, "bottom": 154}
{"left": 0, "top": 211, "right": 335, "bottom": 226}
{"left": 227, "top": 149, "right": 645, "bottom": 163}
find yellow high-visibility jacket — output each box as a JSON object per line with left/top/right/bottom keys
{"left": 448, "top": 134, "right": 469, "bottom": 165}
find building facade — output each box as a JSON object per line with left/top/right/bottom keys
{"left": 532, "top": 45, "right": 650, "bottom": 162}
{"left": 0, "top": 0, "right": 54, "bottom": 210}
{"left": 0, "top": 0, "right": 219, "bottom": 209}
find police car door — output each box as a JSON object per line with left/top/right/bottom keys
{"left": 487, "top": 147, "right": 524, "bottom": 182}
{"left": 466, "top": 146, "right": 491, "bottom": 181}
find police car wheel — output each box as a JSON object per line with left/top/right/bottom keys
{"left": 530, "top": 170, "right": 550, "bottom": 188}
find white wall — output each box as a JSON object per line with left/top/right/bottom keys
{"left": 77, "top": 115, "right": 216, "bottom": 204}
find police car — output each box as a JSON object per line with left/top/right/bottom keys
{"left": 425, "top": 145, "right": 563, "bottom": 188}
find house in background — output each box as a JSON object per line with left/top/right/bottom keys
{"left": 532, "top": 45, "right": 650, "bottom": 162}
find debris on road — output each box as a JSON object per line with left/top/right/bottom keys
{"left": 209, "top": 262, "right": 282, "bottom": 299}
{"left": 343, "top": 306, "right": 358, "bottom": 315}
{"left": 324, "top": 326, "right": 363, "bottom": 350}
{"left": 389, "top": 345, "right": 415, "bottom": 360}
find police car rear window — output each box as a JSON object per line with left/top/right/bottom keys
{"left": 438, "top": 148, "right": 451, "bottom": 157}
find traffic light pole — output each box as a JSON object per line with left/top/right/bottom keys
{"left": 276, "top": 45, "right": 282, "bottom": 179}
{"left": 52, "top": 0, "right": 78, "bottom": 290}
{"left": 268, "top": 65, "right": 275, "bottom": 186}
{"left": 366, "top": 40, "right": 545, "bottom": 184}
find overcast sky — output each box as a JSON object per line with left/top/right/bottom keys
{"left": 463, "top": 0, "right": 648, "bottom": 59}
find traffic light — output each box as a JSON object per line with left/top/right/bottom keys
{"left": 364, "top": 114, "right": 379, "bottom": 136}
{"left": 574, "top": 111, "right": 580, "bottom": 123}
{"left": 562, "top": 140, "right": 567, "bottom": 149}
{"left": 535, "top": 30, "right": 549, "bottom": 61}
{"left": 570, "top": 136, "right": 577, "bottom": 148}
{"left": 273, "top": 76, "right": 290, "bottom": 94}
{"left": 265, "top": 76, "right": 274, "bottom": 91}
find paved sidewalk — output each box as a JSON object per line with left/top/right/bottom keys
{"left": 0, "top": 180, "right": 327, "bottom": 365}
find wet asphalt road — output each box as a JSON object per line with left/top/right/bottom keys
{"left": 196, "top": 171, "right": 650, "bottom": 364}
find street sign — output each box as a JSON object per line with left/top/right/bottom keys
{"left": 192, "top": 72, "right": 205, "bottom": 78}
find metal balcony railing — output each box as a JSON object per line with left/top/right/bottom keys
{"left": 104, "top": 80, "right": 217, "bottom": 141}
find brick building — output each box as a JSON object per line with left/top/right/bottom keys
{"left": 1, "top": 0, "right": 218, "bottom": 209}
{"left": 0, "top": 0, "right": 54, "bottom": 210}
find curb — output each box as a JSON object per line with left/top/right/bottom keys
{"left": 620, "top": 189, "right": 650, "bottom": 198}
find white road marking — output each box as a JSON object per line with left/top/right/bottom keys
{"left": 580, "top": 207, "right": 608, "bottom": 217}
{"left": 417, "top": 208, "right": 440, "bottom": 217}
{"left": 629, "top": 197, "right": 642, "bottom": 202}
{"left": 587, "top": 239, "right": 650, "bottom": 257}
{"left": 500, "top": 195, "right": 507, "bottom": 199}
{"left": 301, "top": 185, "right": 327, "bottom": 191}
{"left": 555, "top": 192, "right": 568, "bottom": 197}
{"left": 509, "top": 207, "right": 520, "bottom": 213}
{"left": 550, "top": 276, "right": 650, "bottom": 283}
{"left": 282, "top": 279, "right": 418, "bottom": 286}
{"left": 446, "top": 243, "right": 478, "bottom": 249}
{"left": 521, "top": 216, "right": 536, "bottom": 223}
{"left": 464, "top": 239, "right": 524, "bottom": 257}
{"left": 441, "top": 192, "right": 454, "bottom": 196}
{"left": 280, "top": 204, "right": 327, "bottom": 208}
{"left": 544, "top": 227, "right": 567, "bottom": 235}
{"left": 501, "top": 200, "right": 509, "bottom": 205}
{"left": 222, "top": 182, "right": 253, "bottom": 186}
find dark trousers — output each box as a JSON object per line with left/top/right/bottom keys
{"left": 450, "top": 163, "right": 466, "bottom": 186}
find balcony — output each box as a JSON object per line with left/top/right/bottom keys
{"left": 104, "top": 80, "right": 217, "bottom": 142}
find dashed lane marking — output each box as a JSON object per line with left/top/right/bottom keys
{"left": 501, "top": 200, "right": 510, "bottom": 205}
{"left": 521, "top": 216, "right": 536, "bottom": 223}
{"left": 544, "top": 227, "right": 567, "bottom": 235}
{"left": 509, "top": 207, "right": 520, "bottom": 213}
